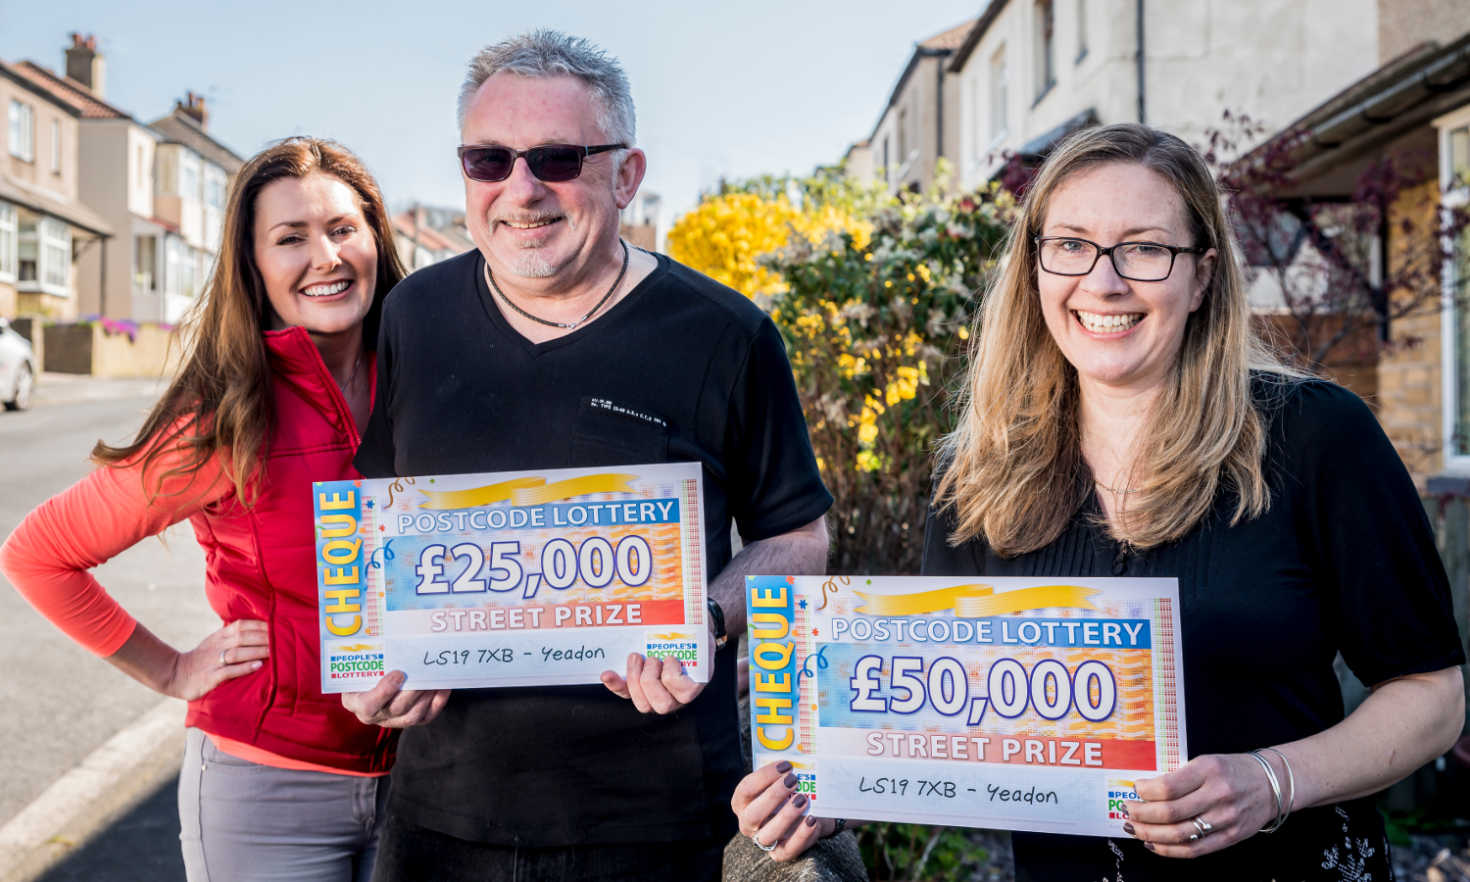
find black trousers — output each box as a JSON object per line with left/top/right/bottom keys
{"left": 370, "top": 812, "right": 725, "bottom": 882}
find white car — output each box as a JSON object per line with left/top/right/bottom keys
{"left": 0, "top": 317, "right": 36, "bottom": 411}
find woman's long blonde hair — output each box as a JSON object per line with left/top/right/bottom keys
{"left": 934, "top": 123, "right": 1298, "bottom": 556}
{"left": 93, "top": 138, "right": 406, "bottom": 500}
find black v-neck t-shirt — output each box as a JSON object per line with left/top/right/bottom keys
{"left": 356, "top": 250, "right": 832, "bottom": 846}
{"left": 923, "top": 378, "right": 1464, "bottom": 881}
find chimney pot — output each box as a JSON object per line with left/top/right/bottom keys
{"left": 176, "top": 91, "right": 209, "bottom": 129}
{"left": 64, "top": 32, "right": 105, "bottom": 97}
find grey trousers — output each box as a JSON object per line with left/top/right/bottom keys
{"left": 178, "top": 728, "right": 389, "bottom": 882}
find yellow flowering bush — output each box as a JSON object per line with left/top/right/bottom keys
{"left": 668, "top": 169, "right": 1009, "bottom": 574}
{"left": 666, "top": 192, "right": 805, "bottom": 298}
{"left": 666, "top": 171, "right": 877, "bottom": 301}
{"left": 765, "top": 183, "right": 1009, "bottom": 574}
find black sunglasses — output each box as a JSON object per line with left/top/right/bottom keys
{"left": 457, "top": 143, "right": 626, "bottom": 183}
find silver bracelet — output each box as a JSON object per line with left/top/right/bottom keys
{"left": 1257, "top": 746, "right": 1296, "bottom": 815}
{"left": 1249, "top": 749, "right": 1287, "bottom": 832}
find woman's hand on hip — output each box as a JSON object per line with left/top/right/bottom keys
{"left": 1123, "top": 753, "right": 1280, "bottom": 857}
{"left": 163, "top": 619, "right": 269, "bottom": 701}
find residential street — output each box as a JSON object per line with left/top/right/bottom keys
{"left": 0, "top": 375, "right": 211, "bottom": 880}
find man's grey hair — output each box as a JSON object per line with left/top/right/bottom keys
{"left": 458, "top": 30, "right": 636, "bottom": 146}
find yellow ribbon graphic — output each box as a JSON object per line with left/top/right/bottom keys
{"left": 853, "top": 583, "right": 1099, "bottom": 616}
{"left": 417, "top": 473, "right": 638, "bottom": 509}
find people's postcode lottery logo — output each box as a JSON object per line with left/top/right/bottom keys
{"left": 644, "top": 633, "right": 698, "bottom": 662}
{"left": 328, "top": 649, "right": 385, "bottom": 680}
{"left": 1106, "top": 780, "right": 1138, "bottom": 820}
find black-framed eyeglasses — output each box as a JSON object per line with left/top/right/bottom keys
{"left": 457, "top": 143, "right": 626, "bottom": 183}
{"left": 1034, "top": 236, "right": 1206, "bottom": 282}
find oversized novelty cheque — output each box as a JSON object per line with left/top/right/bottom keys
{"left": 747, "top": 576, "right": 1186, "bottom": 837}
{"left": 313, "top": 462, "right": 710, "bottom": 693}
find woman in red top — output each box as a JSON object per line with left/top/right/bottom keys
{"left": 0, "top": 137, "right": 408, "bottom": 881}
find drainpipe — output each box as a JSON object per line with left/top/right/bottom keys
{"left": 1136, "top": 0, "right": 1146, "bottom": 124}
{"left": 936, "top": 52, "right": 946, "bottom": 163}
{"left": 99, "top": 236, "right": 107, "bottom": 319}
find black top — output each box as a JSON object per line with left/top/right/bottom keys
{"left": 357, "top": 249, "right": 832, "bottom": 846}
{"left": 922, "top": 378, "right": 1464, "bottom": 881}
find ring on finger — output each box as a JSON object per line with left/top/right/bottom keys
{"left": 751, "top": 831, "right": 779, "bottom": 853}
{"left": 219, "top": 649, "right": 228, "bottom": 666}
{"left": 1192, "top": 816, "right": 1214, "bottom": 837}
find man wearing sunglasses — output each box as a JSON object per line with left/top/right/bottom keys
{"left": 344, "top": 29, "right": 832, "bottom": 882}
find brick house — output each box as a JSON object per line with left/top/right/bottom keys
{"left": 0, "top": 57, "right": 112, "bottom": 320}
{"left": 1251, "top": 29, "right": 1470, "bottom": 487}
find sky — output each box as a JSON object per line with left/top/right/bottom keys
{"left": 2, "top": 0, "right": 984, "bottom": 230}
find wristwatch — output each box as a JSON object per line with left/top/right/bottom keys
{"left": 706, "top": 598, "right": 728, "bottom": 650}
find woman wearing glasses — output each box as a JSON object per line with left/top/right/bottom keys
{"left": 1, "top": 138, "right": 407, "bottom": 881}
{"left": 733, "top": 124, "right": 1464, "bottom": 880}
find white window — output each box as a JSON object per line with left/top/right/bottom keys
{"left": 134, "top": 234, "right": 157, "bottom": 294}
{"left": 990, "top": 46, "right": 1009, "bottom": 146}
{"left": 40, "top": 218, "right": 70, "bottom": 290}
{"left": 1076, "top": 0, "right": 1089, "bottom": 61}
{"left": 50, "top": 119, "right": 60, "bottom": 172}
{"left": 156, "top": 148, "right": 178, "bottom": 196}
{"left": 1439, "top": 111, "right": 1470, "bottom": 464}
{"left": 967, "top": 79, "right": 981, "bottom": 164}
{"left": 8, "top": 100, "right": 34, "bottom": 162}
{"left": 17, "top": 214, "right": 70, "bottom": 294}
{"left": 180, "top": 152, "right": 201, "bottom": 201}
{"left": 898, "top": 108, "right": 909, "bottom": 164}
{"left": 204, "top": 166, "right": 226, "bottom": 210}
{"left": 182, "top": 245, "right": 199, "bottom": 298}
{"left": 165, "top": 235, "right": 183, "bottom": 297}
{"left": 1034, "top": 0, "right": 1056, "bottom": 99}
{"left": 0, "top": 202, "right": 15, "bottom": 281}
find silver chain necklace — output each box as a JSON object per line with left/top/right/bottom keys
{"left": 1094, "top": 478, "right": 1140, "bottom": 495}
{"left": 484, "top": 240, "right": 629, "bottom": 331}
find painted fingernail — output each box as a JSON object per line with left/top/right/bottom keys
{"left": 1123, "top": 823, "right": 1135, "bottom": 836}
{"left": 776, "top": 761, "right": 793, "bottom": 773}
{"left": 805, "top": 815, "right": 818, "bottom": 827}
{"left": 783, "top": 773, "right": 798, "bottom": 788}
{"left": 1143, "top": 842, "right": 1156, "bottom": 852}
{"left": 792, "top": 794, "right": 808, "bottom": 809}
{"left": 1120, "top": 806, "right": 1129, "bottom": 819}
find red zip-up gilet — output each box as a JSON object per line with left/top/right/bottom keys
{"left": 1, "top": 327, "right": 396, "bottom": 773}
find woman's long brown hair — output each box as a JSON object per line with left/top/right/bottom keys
{"left": 93, "top": 137, "right": 406, "bottom": 501}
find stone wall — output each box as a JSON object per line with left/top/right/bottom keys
{"left": 91, "top": 323, "right": 179, "bottom": 379}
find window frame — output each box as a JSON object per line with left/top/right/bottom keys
{"left": 17, "top": 213, "right": 71, "bottom": 296}
{"left": 1437, "top": 106, "right": 1470, "bottom": 469}
{"left": 8, "top": 100, "right": 35, "bottom": 162}
{"left": 0, "top": 202, "right": 16, "bottom": 283}
{"left": 1034, "top": 0, "right": 1057, "bottom": 102}
{"left": 989, "top": 44, "right": 1009, "bottom": 148}
{"left": 1076, "top": 0, "right": 1089, "bottom": 62}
